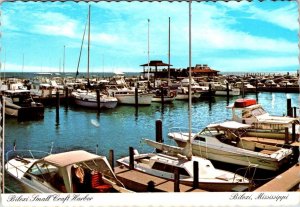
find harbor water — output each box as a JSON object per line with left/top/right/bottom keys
{"left": 4, "top": 92, "right": 300, "bottom": 193}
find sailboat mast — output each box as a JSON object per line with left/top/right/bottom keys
{"left": 147, "top": 19, "right": 150, "bottom": 82}
{"left": 63, "top": 45, "right": 65, "bottom": 74}
{"left": 87, "top": 4, "right": 91, "bottom": 86}
{"left": 187, "top": 0, "right": 193, "bottom": 160}
{"left": 168, "top": 17, "right": 171, "bottom": 86}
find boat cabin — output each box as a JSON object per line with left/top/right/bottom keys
{"left": 24, "top": 150, "right": 119, "bottom": 193}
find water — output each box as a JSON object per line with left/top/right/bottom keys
{"left": 4, "top": 92, "right": 300, "bottom": 193}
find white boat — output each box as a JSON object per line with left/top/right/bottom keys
{"left": 5, "top": 149, "right": 132, "bottom": 193}
{"left": 207, "top": 82, "right": 240, "bottom": 96}
{"left": 175, "top": 86, "right": 201, "bottom": 100}
{"left": 107, "top": 86, "right": 153, "bottom": 105}
{"left": 3, "top": 90, "right": 44, "bottom": 120}
{"left": 117, "top": 139, "right": 250, "bottom": 192}
{"left": 151, "top": 88, "right": 176, "bottom": 103}
{"left": 72, "top": 90, "right": 118, "bottom": 109}
{"left": 168, "top": 121, "right": 293, "bottom": 171}
{"left": 228, "top": 98, "right": 300, "bottom": 137}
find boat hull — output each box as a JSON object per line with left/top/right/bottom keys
{"left": 74, "top": 98, "right": 118, "bottom": 109}
{"left": 215, "top": 89, "right": 240, "bottom": 96}
{"left": 190, "top": 144, "right": 285, "bottom": 171}
{"left": 115, "top": 94, "right": 152, "bottom": 105}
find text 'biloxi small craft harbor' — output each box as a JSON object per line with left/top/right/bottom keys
{"left": 1, "top": 67, "right": 300, "bottom": 194}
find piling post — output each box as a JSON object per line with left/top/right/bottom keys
{"left": 96, "top": 89, "right": 100, "bottom": 114}
{"left": 284, "top": 127, "right": 289, "bottom": 144}
{"left": 109, "top": 149, "right": 114, "bottom": 172}
{"left": 56, "top": 91, "right": 60, "bottom": 123}
{"left": 135, "top": 87, "right": 138, "bottom": 108}
{"left": 129, "top": 147, "right": 134, "bottom": 170}
{"left": 193, "top": 161, "right": 199, "bottom": 189}
{"left": 255, "top": 80, "right": 258, "bottom": 94}
{"left": 160, "top": 87, "right": 164, "bottom": 105}
{"left": 64, "top": 86, "right": 69, "bottom": 106}
{"left": 287, "top": 98, "right": 292, "bottom": 117}
{"left": 292, "top": 123, "right": 296, "bottom": 142}
{"left": 174, "top": 167, "right": 180, "bottom": 192}
{"left": 147, "top": 181, "right": 155, "bottom": 192}
{"left": 208, "top": 83, "right": 212, "bottom": 98}
{"left": 293, "top": 107, "right": 297, "bottom": 118}
{"left": 226, "top": 82, "right": 229, "bottom": 98}
{"left": 156, "top": 120, "right": 163, "bottom": 153}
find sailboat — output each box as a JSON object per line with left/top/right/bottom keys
{"left": 72, "top": 5, "right": 118, "bottom": 109}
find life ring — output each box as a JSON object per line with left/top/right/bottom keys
{"left": 169, "top": 91, "right": 175, "bottom": 98}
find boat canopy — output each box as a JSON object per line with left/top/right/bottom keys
{"left": 43, "top": 150, "right": 103, "bottom": 167}
{"left": 207, "top": 121, "right": 252, "bottom": 130}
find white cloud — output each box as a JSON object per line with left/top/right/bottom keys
{"left": 31, "top": 12, "right": 79, "bottom": 38}
{"left": 211, "top": 56, "right": 298, "bottom": 71}
{"left": 247, "top": 4, "right": 298, "bottom": 31}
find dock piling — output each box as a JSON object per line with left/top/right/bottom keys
{"left": 292, "top": 123, "right": 296, "bottom": 142}
{"left": 284, "top": 127, "right": 289, "bottom": 144}
{"left": 64, "top": 87, "right": 69, "bottom": 107}
{"left": 174, "top": 167, "right": 180, "bottom": 192}
{"left": 287, "top": 98, "right": 292, "bottom": 117}
{"left": 160, "top": 87, "right": 164, "bottom": 105}
{"left": 96, "top": 89, "right": 100, "bottom": 114}
{"left": 208, "top": 84, "right": 212, "bottom": 98}
{"left": 193, "top": 161, "right": 199, "bottom": 189}
{"left": 135, "top": 87, "right": 138, "bottom": 108}
{"left": 109, "top": 149, "right": 114, "bottom": 172}
{"left": 56, "top": 91, "right": 60, "bottom": 123}
{"left": 293, "top": 107, "right": 297, "bottom": 118}
{"left": 147, "top": 181, "right": 155, "bottom": 192}
{"left": 129, "top": 147, "right": 134, "bottom": 170}
{"left": 156, "top": 120, "right": 163, "bottom": 153}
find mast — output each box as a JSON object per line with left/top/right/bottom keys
{"left": 168, "top": 17, "right": 171, "bottom": 86}
{"left": 87, "top": 4, "right": 91, "bottom": 87}
{"left": 147, "top": 19, "right": 150, "bottom": 82}
{"left": 22, "top": 53, "right": 24, "bottom": 75}
{"left": 63, "top": 45, "right": 65, "bottom": 74}
{"left": 187, "top": 0, "right": 193, "bottom": 160}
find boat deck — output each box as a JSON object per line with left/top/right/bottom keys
{"left": 114, "top": 166, "right": 206, "bottom": 192}
{"left": 241, "top": 137, "right": 300, "bottom": 147}
{"left": 254, "top": 163, "right": 300, "bottom": 192}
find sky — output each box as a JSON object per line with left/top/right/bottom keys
{"left": 0, "top": 1, "right": 298, "bottom": 73}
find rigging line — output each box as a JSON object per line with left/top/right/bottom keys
{"left": 75, "top": 11, "right": 89, "bottom": 82}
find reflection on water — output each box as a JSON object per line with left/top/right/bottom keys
{"left": 4, "top": 92, "right": 300, "bottom": 192}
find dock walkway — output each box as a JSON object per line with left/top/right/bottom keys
{"left": 254, "top": 164, "right": 300, "bottom": 192}
{"left": 114, "top": 166, "right": 206, "bottom": 192}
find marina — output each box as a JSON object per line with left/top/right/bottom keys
{"left": 2, "top": 81, "right": 299, "bottom": 193}
{"left": 0, "top": 2, "right": 300, "bottom": 207}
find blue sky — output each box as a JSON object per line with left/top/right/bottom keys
{"left": 0, "top": 1, "right": 298, "bottom": 73}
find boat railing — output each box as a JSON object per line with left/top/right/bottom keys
{"left": 5, "top": 149, "right": 51, "bottom": 162}
{"left": 233, "top": 163, "right": 258, "bottom": 191}
{"left": 168, "top": 127, "right": 200, "bottom": 137}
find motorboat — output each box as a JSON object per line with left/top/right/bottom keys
{"left": 207, "top": 82, "right": 240, "bottom": 96}
{"left": 168, "top": 121, "right": 293, "bottom": 171}
{"left": 117, "top": 138, "right": 250, "bottom": 192}
{"left": 175, "top": 86, "right": 201, "bottom": 100}
{"left": 3, "top": 90, "right": 44, "bottom": 120}
{"left": 107, "top": 86, "right": 153, "bottom": 105}
{"left": 5, "top": 149, "right": 131, "bottom": 193}
{"left": 227, "top": 98, "right": 300, "bottom": 138}
{"left": 151, "top": 87, "right": 176, "bottom": 103}
{"left": 71, "top": 89, "right": 118, "bottom": 109}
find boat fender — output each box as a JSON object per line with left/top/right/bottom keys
{"left": 169, "top": 92, "right": 175, "bottom": 98}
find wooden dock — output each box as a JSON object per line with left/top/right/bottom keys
{"left": 114, "top": 166, "right": 206, "bottom": 192}
{"left": 254, "top": 163, "right": 300, "bottom": 192}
